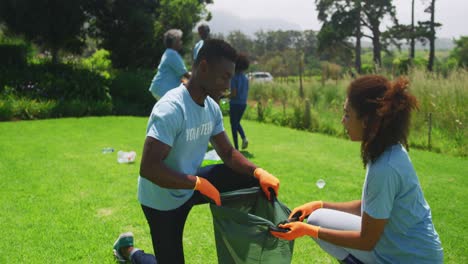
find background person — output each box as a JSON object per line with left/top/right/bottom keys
{"left": 229, "top": 52, "right": 250, "bottom": 150}
{"left": 114, "top": 39, "right": 280, "bottom": 264}
{"left": 271, "top": 75, "right": 443, "bottom": 264}
{"left": 148, "top": 29, "right": 190, "bottom": 100}
{"left": 192, "top": 24, "right": 210, "bottom": 61}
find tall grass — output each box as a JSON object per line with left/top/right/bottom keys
{"left": 246, "top": 69, "right": 467, "bottom": 156}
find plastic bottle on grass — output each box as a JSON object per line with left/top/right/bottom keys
{"left": 102, "top": 147, "right": 114, "bottom": 154}
{"left": 117, "top": 151, "right": 136, "bottom": 164}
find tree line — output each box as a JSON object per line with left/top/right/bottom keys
{"left": 0, "top": 0, "right": 212, "bottom": 68}
{"left": 1, "top": 0, "right": 464, "bottom": 73}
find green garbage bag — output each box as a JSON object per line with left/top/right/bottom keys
{"left": 209, "top": 187, "right": 294, "bottom": 264}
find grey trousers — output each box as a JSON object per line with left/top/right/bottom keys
{"left": 307, "top": 208, "right": 377, "bottom": 264}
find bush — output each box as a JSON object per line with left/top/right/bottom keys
{"left": 110, "top": 69, "right": 155, "bottom": 116}
{"left": 0, "top": 92, "right": 112, "bottom": 121}
{"left": 0, "top": 43, "right": 30, "bottom": 68}
{"left": 0, "top": 63, "right": 111, "bottom": 102}
{"left": 80, "top": 49, "right": 113, "bottom": 79}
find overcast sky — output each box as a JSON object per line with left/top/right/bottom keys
{"left": 207, "top": 0, "right": 468, "bottom": 39}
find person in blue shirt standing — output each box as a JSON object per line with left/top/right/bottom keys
{"left": 149, "top": 29, "right": 190, "bottom": 100}
{"left": 229, "top": 53, "right": 250, "bottom": 150}
{"left": 192, "top": 24, "right": 210, "bottom": 61}
{"left": 271, "top": 75, "right": 443, "bottom": 264}
{"left": 113, "top": 39, "right": 280, "bottom": 264}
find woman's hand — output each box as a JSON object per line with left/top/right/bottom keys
{"left": 270, "top": 222, "right": 320, "bottom": 240}
{"left": 289, "top": 201, "right": 323, "bottom": 221}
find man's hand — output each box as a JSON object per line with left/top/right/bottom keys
{"left": 270, "top": 222, "right": 320, "bottom": 240}
{"left": 194, "top": 176, "right": 221, "bottom": 206}
{"left": 253, "top": 168, "right": 280, "bottom": 200}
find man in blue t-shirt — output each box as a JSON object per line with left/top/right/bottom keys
{"left": 113, "top": 39, "right": 280, "bottom": 264}
{"left": 192, "top": 24, "right": 210, "bottom": 61}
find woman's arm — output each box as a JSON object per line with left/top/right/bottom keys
{"left": 324, "top": 200, "right": 362, "bottom": 216}
{"left": 318, "top": 212, "right": 387, "bottom": 251}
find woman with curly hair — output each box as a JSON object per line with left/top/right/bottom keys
{"left": 271, "top": 75, "right": 443, "bottom": 263}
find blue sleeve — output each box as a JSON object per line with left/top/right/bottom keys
{"left": 363, "top": 163, "right": 399, "bottom": 219}
{"left": 147, "top": 102, "right": 182, "bottom": 147}
{"left": 166, "top": 51, "right": 187, "bottom": 77}
{"left": 230, "top": 76, "right": 237, "bottom": 91}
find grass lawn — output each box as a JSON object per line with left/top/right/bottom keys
{"left": 1, "top": 116, "right": 466, "bottom": 263}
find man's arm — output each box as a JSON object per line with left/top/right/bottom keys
{"left": 210, "top": 131, "right": 256, "bottom": 176}
{"left": 139, "top": 136, "right": 197, "bottom": 189}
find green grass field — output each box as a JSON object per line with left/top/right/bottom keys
{"left": 1, "top": 117, "right": 466, "bottom": 263}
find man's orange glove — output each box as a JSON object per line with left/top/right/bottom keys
{"left": 194, "top": 176, "right": 221, "bottom": 206}
{"left": 270, "top": 222, "right": 320, "bottom": 240}
{"left": 289, "top": 201, "right": 323, "bottom": 221}
{"left": 253, "top": 168, "right": 280, "bottom": 200}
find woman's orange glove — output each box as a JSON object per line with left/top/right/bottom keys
{"left": 253, "top": 168, "right": 280, "bottom": 200}
{"left": 194, "top": 176, "right": 221, "bottom": 206}
{"left": 289, "top": 201, "right": 323, "bottom": 221}
{"left": 270, "top": 222, "right": 320, "bottom": 240}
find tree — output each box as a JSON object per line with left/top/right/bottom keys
{"left": 0, "top": 0, "right": 88, "bottom": 64}
{"left": 316, "top": 0, "right": 397, "bottom": 68}
{"left": 426, "top": 0, "right": 436, "bottom": 71}
{"left": 450, "top": 36, "right": 468, "bottom": 67}
{"left": 226, "top": 31, "right": 253, "bottom": 53}
{"left": 88, "top": 0, "right": 210, "bottom": 68}
{"left": 410, "top": 0, "right": 415, "bottom": 60}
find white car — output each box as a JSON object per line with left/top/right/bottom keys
{"left": 248, "top": 72, "right": 273, "bottom": 82}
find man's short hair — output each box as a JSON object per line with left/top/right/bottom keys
{"left": 235, "top": 52, "right": 250, "bottom": 72}
{"left": 164, "top": 29, "right": 183, "bottom": 48}
{"left": 194, "top": 39, "right": 237, "bottom": 67}
{"left": 198, "top": 24, "right": 210, "bottom": 34}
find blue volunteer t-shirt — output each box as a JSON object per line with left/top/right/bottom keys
{"left": 362, "top": 144, "right": 443, "bottom": 263}
{"left": 138, "top": 84, "right": 224, "bottom": 210}
{"left": 149, "top": 48, "right": 187, "bottom": 98}
{"left": 230, "top": 73, "right": 249, "bottom": 105}
{"left": 193, "top": 40, "right": 204, "bottom": 60}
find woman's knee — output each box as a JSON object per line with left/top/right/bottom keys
{"left": 307, "top": 208, "right": 328, "bottom": 226}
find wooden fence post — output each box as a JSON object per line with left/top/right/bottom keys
{"left": 427, "top": 112, "right": 432, "bottom": 150}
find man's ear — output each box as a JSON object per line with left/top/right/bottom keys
{"left": 199, "top": 60, "right": 209, "bottom": 74}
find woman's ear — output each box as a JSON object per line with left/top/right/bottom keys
{"left": 361, "top": 116, "right": 368, "bottom": 129}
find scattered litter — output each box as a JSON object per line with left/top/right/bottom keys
{"left": 204, "top": 149, "right": 221, "bottom": 161}
{"left": 102, "top": 147, "right": 114, "bottom": 154}
{"left": 316, "top": 179, "right": 326, "bottom": 189}
{"left": 117, "top": 151, "right": 136, "bottom": 164}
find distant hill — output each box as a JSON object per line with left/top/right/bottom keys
{"left": 206, "top": 9, "right": 302, "bottom": 37}
{"left": 205, "top": 9, "right": 455, "bottom": 50}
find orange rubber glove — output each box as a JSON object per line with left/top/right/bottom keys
{"left": 253, "top": 168, "right": 280, "bottom": 200}
{"left": 270, "top": 222, "right": 320, "bottom": 240}
{"left": 289, "top": 201, "right": 323, "bottom": 221}
{"left": 194, "top": 176, "right": 221, "bottom": 206}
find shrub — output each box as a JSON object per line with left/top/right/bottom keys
{"left": 0, "top": 63, "right": 111, "bottom": 102}
{"left": 81, "top": 49, "right": 113, "bottom": 79}
{"left": 0, "top": 42, "right": 30, "bottom": 68}
{"left": 109, "top": 69, "right": 155, "bottom": 116}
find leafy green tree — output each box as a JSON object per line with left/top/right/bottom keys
{"left": 226, "top": 31, "right": 253, "bottom": 53}
{"left": 0, "top": 0, "right": 88, "bottom": 64}
{"left": 88, "top": 0, "right": 210, "bottom": 69}
{"left": 316, "top": 0, "right": 397, "bottom": 68}
{"left": 450, "top": 36, "right": 468, "bottom": 67}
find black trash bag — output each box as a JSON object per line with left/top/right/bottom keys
{"left": 209, "top": 187, "right": 294, "bottom": 264}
